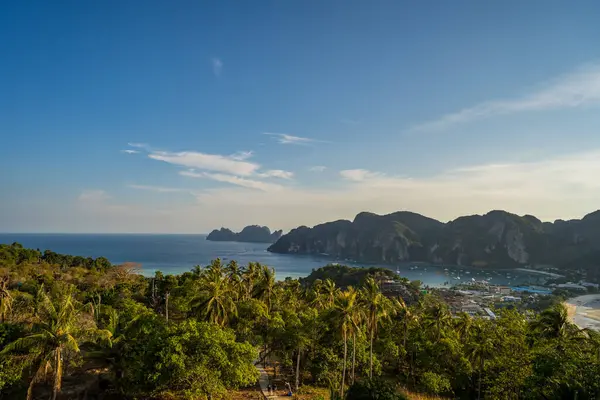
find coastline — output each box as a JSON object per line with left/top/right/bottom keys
{"left": 565, "top": 294, "right": 600, "bottom": 331}
{"left": 514, "top": 268, "right": 564, "bottom": 278}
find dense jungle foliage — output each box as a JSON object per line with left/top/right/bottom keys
{"left": 1, "top": 242, "right": 600, "bottom": 399}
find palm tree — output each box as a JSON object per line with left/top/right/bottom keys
{"left": 455, "top": 312, "right": 473, "bottom": 339}
{"left": 350, "top": 303, "right": 364, "bottom": 385}
{"left": 241, "top": 262, "right": 261, "bottom": 300}
{"left": 534, "top": 303, "right": 580, "bottom": 341}
{"left": 206, "top": 258, "right": 225, "bottom": 277}
{"left": 226, "top": 260, "right": 242, "bottom": 299}
{"left": 392, "top": 297, "right": 410, "bottom": 347}
{"left": 467, "top": 321, "right": 495, "bottom": 400}
{"left": 254, "top": 265, "right": 276, "bottom": 313}
{"left": 1, "top": 287, "right": 89, "bottom": 400}
{"left": 83, "top": 309, "right": 138, "bottom": 389}
{"left": 392, "top": 297, "right": 418, "bottom": 379}
{"left": 423, "top": 301, "right": 451, "bottom": 341}
{"left": 332, "top": 287, "right": 360, "bottom": 398}
{"left": 361, "top": 277, "right": 391, "bottom": 379}
{"left": 193, "top": 271, "right": 237, "bottom": 326}
{"left": 322, "top": 279, "right": 338, "bottom": 309}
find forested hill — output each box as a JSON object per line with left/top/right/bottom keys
{"left": 207, "top": 225, "right": 283, "bottom": 243}
{"left": 1, "top": 242, "right": 600, "bottom": 399}
{"left": 268, "top": 210, "right": 600, "bottom": 274}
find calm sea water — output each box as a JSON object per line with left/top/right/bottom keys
{"left": 0, "top": 234, "right": 545, "bottom": 287}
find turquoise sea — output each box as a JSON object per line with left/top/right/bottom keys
{"left": 0, "top": 234, "right": 546, "bottom": 287}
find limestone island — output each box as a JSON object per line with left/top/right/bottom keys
{"left": 268, "top": 209, "right": 600, "bottom": 272}
{"left": 206, "top": 225, "right": 283, "bottom": 243}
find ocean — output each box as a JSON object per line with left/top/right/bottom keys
{"left": 0, "top": 234, "right": 545, "bottom": 287}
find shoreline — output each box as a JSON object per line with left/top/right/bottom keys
{"left": 565, "top": 294, "right": 600, "bottom": 331}
{"left": 514, "top": 268, "right": 563, "bottom": 278}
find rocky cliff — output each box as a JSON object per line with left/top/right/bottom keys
{"left": 207, "top": 225, "right": 283, "bottom": 243}
{"left": 268, "top": 210, "right": 600, "bottom": 271}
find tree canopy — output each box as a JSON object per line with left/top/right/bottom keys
{"left": 1, "top": 242, "right": 599, "bottom": 399}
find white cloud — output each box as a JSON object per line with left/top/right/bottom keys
{"left": 78, "top": 190, "right": 111, "bottom": 202}
{"left": 128, "top": 142, "right": 149, "bottom": 149}
{"left": 189, "top": 148, "right": 600, "bottom": 229}
{"left": 64, "top": 148, "right": 600, "bottom": 232}
{"left": 257, "top": 169, "right": 294, "bottom": 179}
{"left": 229, "top": 150, "right": 254, "bottom": 161}
{"left": 411, "top": 63, "right": 600, "bottom": 132}
{"left": 128, "top": 184, "right": 190, "bottom": 193}
{"left": 148, "top": 150, "right": 259, "bottom": 176}
{"left": 263, "top": 132, "right": 325, "bottom": 145}
{"left": 340, "top": 169, "right": 383, "bottom": 181}
{"left": 121, "top": 149, "right": 139, "bottom": 154}
{"left": 141, "top": 145, "right": 294, "bottom": 191}
{"left": 211, "top": 57, "right": 223, "bottom": 77}
{"left": 309, "top": 166, "right": 326, "bottom": 172}
{"left": 180, "top": 170, "right": 283, "bottom": 192}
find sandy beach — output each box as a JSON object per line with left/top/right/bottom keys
{"left": 565, "top": 294, "right": 600, "bottom": 331}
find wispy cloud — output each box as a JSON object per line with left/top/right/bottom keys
{"left": 309, "top": 166, "right": 326, "bottom": 172}
{"left": 121, "top": 149, "right": 139, "bottom": 154}
{"left": 340, "top": 118, "right": 360, "bottom": 125}
{"left": 148, "top": 150, "right": 259, "bottom": 176}
{"left": 180, "top": 170, "right": 283, "bottom": 192}
{"left": 128, "top": 142, "right": 149, "bottom": 149}
{"left": 70, "top": 148, "right": 600, "bottom": 232}
{"left": 139, "top": 144, "right": 295, "bottom": 191}
{"left": 78, "top": 190, "right": 111, "bottom": 202}
{"left": 128, "top": 184, "right": 190, "bottom": 193}
{"left": 410, "top": 63, "right": 600, "bottom": 132}
{"left": 340, "top": 169, "right": 383, "bottom": 182}
{"left": 229, "top": 150, "right": 254, "bottom": 161}
{"left": 257, "top": 170, "right": 294, "bottom": 179}
{"left": 263, "top": 132, "right": 326, "bottom": 145}
{"left": 211, "top": 57, "right": 223, "bottom": 77}
{"left": 191, "top": 148, "right": 600, "bottom": 228}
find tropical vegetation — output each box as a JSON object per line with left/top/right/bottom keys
{"left": 1, "top": 242, "right": 600, "bottom": 399}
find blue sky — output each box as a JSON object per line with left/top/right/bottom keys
{"left": 2, "top": 0, "right": 600, "bottom": 233}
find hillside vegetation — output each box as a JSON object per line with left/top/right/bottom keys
{"left": 1, "top": 242, "right": 600, "bottom": 399}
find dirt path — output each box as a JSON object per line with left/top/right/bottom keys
{"left": 256, "top": 363, "right": 288, "bottom": 399}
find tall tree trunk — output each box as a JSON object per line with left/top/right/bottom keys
{"left": 341, "top": 330, "right": 347, "bottom": 398}
{"left": 52, "top": 347, "right": 62, "bottom": 400}
{"left": 352, "top": 333, "right": 356, "bottom": 384}
{"left": 165, "top": 292, "right": 169, "bottom": 322}
{"left": 295, "top": 348, "right": 301, "bottom": 392}
{"left": 26, "top": 378, "right": 35, "bottom": 400}
{"left": 369, "top": 328, "right": 374, "bottom": 379}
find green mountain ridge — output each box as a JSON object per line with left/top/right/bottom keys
{"left": 268, "top": 210, "right": 600, "bottom": 276}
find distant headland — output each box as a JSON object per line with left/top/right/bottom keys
{"left": 267, "top": 209, "right": 600, "bottom": 276}
{"left": 206, "top": 225, "right": 283, "bottom": 243}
